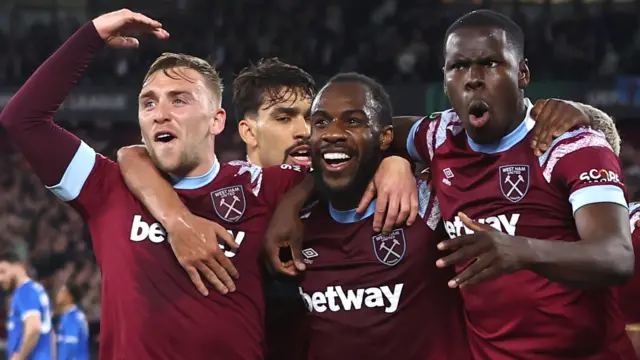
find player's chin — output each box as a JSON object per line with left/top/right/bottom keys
{"left": 319, "top": 164, "right": 358, "bottom": 190}
{"left": 321, "top": 175, "right": 355, "bottom": 193}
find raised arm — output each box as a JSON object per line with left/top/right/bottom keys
{"left": 0, "top": 10, "right": 166, "bottom": 215}
{"left": 116, "top": 146, "right": 238, "bottom": 296}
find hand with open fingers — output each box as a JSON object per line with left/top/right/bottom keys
{"left": 530, "top": 99, "right": 590, "bottom": 156}
{"left": 92, "top": 8, "right": 170, "bottom": 48}
{"left": 165, "top": 213, "right": 239, "bottom": 296}
{"left": 436, "top": 212, "right": 529, "bottom": 288}
{"left": 357, "top": 156, "right": 418, "bottom": 234}
{"left": 263, "top": 203, "right": 306, "bottom": 277}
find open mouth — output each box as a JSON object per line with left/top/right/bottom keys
{"left": 289, "top": 145, "right": 312, "bottom": 166}
{"left": 321, "top": 150, "right": 354, "bottom": 172}
{"left": 154, "top": 131, "right": 177, "bottom": 144}
{"left": 468, "top": 100, "right": 490, "bottom": 128}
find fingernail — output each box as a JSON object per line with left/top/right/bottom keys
{"left": 203, "top": 290, "right": 209, "bottom": 296}
{"left": 437, "top": 243, "right": 445, "bottom": 250}
{"left": 448, "top": 280, "right": 457, "bottom": 288}
{"left": 436, "top": 259, "right": 445, "bottom": 267}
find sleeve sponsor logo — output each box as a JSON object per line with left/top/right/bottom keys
{"left": 578, "top": 169, "right": 620, "bottom": 184}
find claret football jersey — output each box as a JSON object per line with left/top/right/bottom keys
{"left": 298, "top": 179, "right": 471, "bottom": 360}
{"left": 406, "top": 99, "right": 635, "bottom": 359}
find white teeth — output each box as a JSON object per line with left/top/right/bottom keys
{"left": 323, "top": 152, "right": 351, "bottom": 160}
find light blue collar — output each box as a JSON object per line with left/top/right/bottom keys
{"left": 466, "top": 98, "right": 535, "bottom": 154}
{"left": 329, "top": 200, "right": 377, "bottom": 223}
{"left": 171, "top": 159, "right": 220, "bottom": 190}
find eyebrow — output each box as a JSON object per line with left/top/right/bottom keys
{"left": 272, "top": 106, "right": 302, "bottom": 116}
{"left": 311, "top": 109, "right": 367, "bottom": 118}
{"left": 138, "top": 90, "right": 192, "bottom": 100}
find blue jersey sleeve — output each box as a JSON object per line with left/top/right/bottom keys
{"left": 16, "top": 285, "right": 42, "bottom": 321}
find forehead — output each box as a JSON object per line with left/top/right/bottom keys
{"left": 445, "top": 27, "right": 510, "bottom": 59}
{"left": 260, "top": 87, "right": 312, "bottom": 113}
{"left": 312, "top": 82, "right": 368, "bottom": 113}
{"left": 140, "top": 67, "right": 209, "bottom": 95}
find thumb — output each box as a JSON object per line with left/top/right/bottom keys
{"left": 107, "top": 36, "right": 139, "bottom": 48}
{"left": 458, "top": 212, "right": 487, "bottom": 232}
{"left": 356, "top": 181, "right": 376, "bottom": 214}
{"left": 290, "top": 240, "right": 306, "bottom": 272}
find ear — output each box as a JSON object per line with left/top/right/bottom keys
{"left": 379, "top": 125, "right": 394, "bottom": 152}
{"left": 210, "top": 108, "right": 227, "bottom": 136}
{"left": 518, "top": 59, "right": 530, "bottom": 90}
{"left": 238, "top": 118, "right": 258, "bottom": 148}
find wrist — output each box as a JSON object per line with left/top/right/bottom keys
{"left": 162, "top": 209, "right": 191, "bottom": 232}
{"left": 516, "top": 236, "right": 540, "bottom": 270}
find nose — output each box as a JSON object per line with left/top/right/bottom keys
{"left": 292, "top": 116, "right": 310, "bottom": 141}
{"left": 321, "top": 120, "right": 347, "bottom": 143}
{"left": 153, "top": 100, "right": 171, "bottom": 124}
{"left": 465, "top": 65, "right": 485, "bottom": 91}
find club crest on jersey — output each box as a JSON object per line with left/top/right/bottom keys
{"left": 372, "top": 229, "right": 406, "bottom": 266}
{"left": 211, "top": 185, "right": 246, "bottom": 222}
{"left": 499, "top": 165, "right": 530, "bottom": 203}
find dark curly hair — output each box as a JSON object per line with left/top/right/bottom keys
{"left": 232, "top": 58, "right": 316, "bottom": 121}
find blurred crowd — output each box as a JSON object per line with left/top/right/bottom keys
{"left": 2, "top": 0, "right": 640, "bottom": 86}
{"left": 2, "top": 0, "right": 640, "bottom": 352}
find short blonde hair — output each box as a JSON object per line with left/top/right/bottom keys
{"left": 144, "top": 52, "right": 224, "bottom": 102}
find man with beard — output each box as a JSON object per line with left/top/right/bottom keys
{"left": 0, "top": 9, "right": 315, "bottom": 358}
{"left": 403, "top": 9, "right": 635, "bottom": 359}
{"left": 292, "top": 72, "right": 471, "bottom": 359}
{"left": 233, "top": 58, "right": 314, "bottom": 168}
{"left": 0, "top": 250, "right": 54, "bottom": 360}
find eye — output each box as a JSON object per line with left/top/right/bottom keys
{"left": 347, "top": 117, "right": 361, "bottom": 126}
{"left": 313, "top": 118, "right": 330, "bottom": 128}
{"left": 173, "top": 98, "right": 186, "bottom": 105}
{"left": 450, "top": 62, "right": 467, "bottom": 70}
{"left": 485, "top": 61, "right": 499, "bottom": 68}
{"left": 276, "top": 117, "right": 291, "bottom": 123}
{"left": 143, "top": 101, "right": 156, "bottom": 110}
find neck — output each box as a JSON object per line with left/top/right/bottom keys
{"left": 503, "top": 96, "right": 527, "bottom": 137}
{"left": 174, "top": 150, "right": 216, "bottom": 178}
{"left": 328, "top": 184, "right": 368, "bottom": 211}
{"left": 14, "top": 269, "right": 29, "bottom": 286}
{"left": 60, "top": 303, "right": 76, "bottom": 314}
{"left": 247, "top": 149, "right": 262, "bottom": 167}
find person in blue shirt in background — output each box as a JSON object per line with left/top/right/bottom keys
{"left": 0, "top": 250, "right": 53, "bottom": 360}
{"left": 54, "top": 283, "right": 89, "bottom": 360}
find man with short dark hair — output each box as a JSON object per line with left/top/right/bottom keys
{"left": 233, "top": 58, "right": 316, "bottom": 168}
{"left": 404, "top": 9, "right": 635, "bottom": 359}
{"left": 0, "top": 250, "right": 54, "bottom": 360}
{"left": 293, "top": 72, "right": 470, "bottom": 359}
